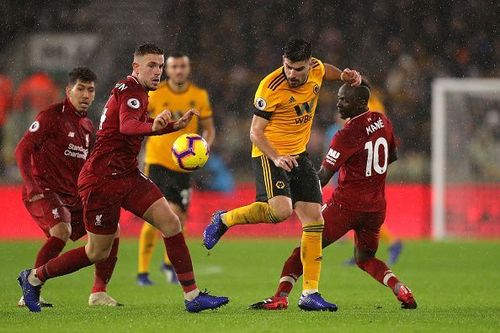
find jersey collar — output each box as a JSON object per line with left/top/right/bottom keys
{"left": 346, "top": 110, "right": 370, "bottom": 125}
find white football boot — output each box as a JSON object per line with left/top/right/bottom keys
{"left": 88, "top": 292, "right": 123, "bottom": 306}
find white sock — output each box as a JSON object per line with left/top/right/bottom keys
{"left": 184, "top": 288, "right": 200, "bottom": 301}
{"left": 302, "top": 289, "right": 318, "bottom": 296}
{"left": 28, "top": 269, "right": 42, "bottom": 286}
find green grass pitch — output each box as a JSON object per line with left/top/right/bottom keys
{"left": 1, "top": 238, "right": 499, "bottom": 332}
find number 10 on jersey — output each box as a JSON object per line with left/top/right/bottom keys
{"left": 364, "top": 137, "right": 388, "bottom": 176}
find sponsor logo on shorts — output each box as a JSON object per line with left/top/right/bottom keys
{"left": 52, "top": 208, "right": 60, "bottom": 220}
{"left": 275, "top": 181, "right": 285, "bottom": 189}
{"left": 95, "top": 214, "right": 103, "bottom": 226}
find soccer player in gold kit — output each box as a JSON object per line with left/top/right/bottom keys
{"left": 137, "top": 52, "right": 215, "bottom": 285}
{"left": 203, "top": 38, "right": 361, "bottom": 311}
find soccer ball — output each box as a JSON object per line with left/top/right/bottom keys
{"left": 171, "top": 133, "right": 209, "bottom": 171}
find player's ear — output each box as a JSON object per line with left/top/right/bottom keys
{"left": 65, "top": 84, "right": 72, "bottom": 97}
{"left": 132, "top": 61, "right": 140, "bottom": 74}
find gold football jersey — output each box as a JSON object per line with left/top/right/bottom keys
{"left": 145, "top": 81, "right": 212, "bottom": 172}
{"left": 252, "top": 58, "right": 325, "bottom": 157}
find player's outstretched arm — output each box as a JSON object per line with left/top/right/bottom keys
{"left": 324, "top": 63, "right": 362, "bottom": 86}
{"left": 250, "top": 115, "right": 298, "bottom": 172}
{"left": 317, "top": 166, "right": 335, "bottom": 188}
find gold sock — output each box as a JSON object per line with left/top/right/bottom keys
{"left": 138, "top": 222, "right": 160, "bottom": 274}
{"left": 301, "top": 221, "right": 324, "bottom": 292}
{"left": 222, "top": 202, "right": 281, "bottom": 227}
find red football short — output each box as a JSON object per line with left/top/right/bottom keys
{"left": 24, "top": 193, "right": 86, "bottom": 241}
{"left": 322, "top": 200, "right": 386, "bottom": 253}
{"left": 79, "top": 170, "right": 163, "bottom": 235}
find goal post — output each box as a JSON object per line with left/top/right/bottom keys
{"left": 431, "top": 78, "right": 500, "bottom": 239}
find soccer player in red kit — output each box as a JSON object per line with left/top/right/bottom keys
{"left": 18, "top": 44, "right": 229, "bottom": 313}
{"left": 15, "top": 67, "right": 121, "bottom": 307}
{"left": 251, "top": 81, "right": 417, "bottom": 310}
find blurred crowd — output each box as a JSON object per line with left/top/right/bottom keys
{"left": 0, "top": 0, "right": 497, "bottom": 183}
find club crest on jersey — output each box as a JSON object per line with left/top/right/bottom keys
{"left": 127, "top": 98, "right": 140, "bottom": 109}
{"left": 313, "top": 84, "right": 320, "bottom": 95}
{"left": 255, "top": 97, "right": 267, "bottom": 111}
{"left": 29, "top": 121, "right": 40, "bottom": 132}
{"left": 68, "top": 131, "right": 75, "bottom": 137}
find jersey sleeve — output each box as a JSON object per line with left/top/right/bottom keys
{"left": 118, "top": 90, "right": 155, "bottom": 136}
{"left": 311, "top": 58, "right": 326, "bottom": 79}
{"left": 386, "top": 117, "right": 398, "bottom": 163}
{"left": 253, "top": 78, "right": 279, "bottom": 120}
{"left": 14, "top": 111, "right": 57, "bottom": 195}
{"left": 199, "top": 89, "right": 213, "bottom": 120}
{"left": 322, "top": 127, "right": 359, "bottom": 173}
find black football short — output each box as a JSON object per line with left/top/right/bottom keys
{"left": 145, "top": 164, "right": 191, "bottom": 212}
{"left": 252, "top": 152, "right": 322, "bottom": 205}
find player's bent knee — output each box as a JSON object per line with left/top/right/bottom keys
{"left": 143, "top": 199, "right": 182, "bottom": 237}
{"left": 88, "top": 248, "right": 112, "bottom": 263}
{"left": 268, "top": 199, "right": 293, "bottom": 222}
{"left": 49, "top": 222, "right": 72, "bottom": 242}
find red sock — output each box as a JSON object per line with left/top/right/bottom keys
{"left": 35, "top": 246, "right": 92, "bottom": 283}
{"left": 275, "top": 247, "right": 302, "bottom": 297}
{"left": 163, "top": 233, "right": 197, "bottom": 293}
{"left": 34, "top": 236, "right": 66, "bottom": 267}
{"left": 92, "top": 238, "right": 119, "bottom": 293}
{"left": 356, "top": 257, "right": 400, "bottom": 291}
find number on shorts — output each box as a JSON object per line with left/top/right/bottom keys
{"left": 180, "top": 189, "right": 191, "bottom": 207}
{"left": 364, "top": 137, "right": 388, "bottom": 176}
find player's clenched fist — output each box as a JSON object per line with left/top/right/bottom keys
{"left": 341, "top": 68, "right": 362, "bottom": 87}
{"left": 273, "top": 155, "right": 299, "bottom": 172}
{"left": 173, "top": 108, "right": 200, "bottom": 130}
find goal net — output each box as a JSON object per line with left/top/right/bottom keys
{"left": 432, "top": 78, "right": 500, "bottom": 239}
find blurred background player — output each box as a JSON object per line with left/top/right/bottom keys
{"left": 137, "top": 52, "right": 215, "bottom": 286}
{"left": 15, "top": 67, "right": 121, "bottom": 307}
{"left": 251, "top": 82, "right": 416, "bottom": 310}
{"left": 17, "top": 44, "right": 228, "bottom": 313}
{"left": 203, "top": 37, "right": 361, "bottom": 311}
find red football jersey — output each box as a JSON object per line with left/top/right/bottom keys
{"left": 81, "top": 75, "right": 174, "bottom": 179}
{"left": 15, "top": 98, "right": 94, "bottom": 205}
{"left": 322, "top": 111, "right": 397, "bottom": 212}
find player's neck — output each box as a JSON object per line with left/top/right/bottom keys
{"left": 168, "top": 80, "right": 189, "bottom": 94}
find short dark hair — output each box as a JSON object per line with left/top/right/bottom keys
{"left": 356, "top": 80, "right": 371, "bottom": 104}
{"left": 283, "top": 38, "right": 312, "bottom": 62}
{"left": 134, "top": 43, "right": 164, "bottom": 57}
{"left": 68, "top": 67, "right": 97, "bottom": 86}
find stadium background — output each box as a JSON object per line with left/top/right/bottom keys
{"left": 0, "top": 1, "right": 499, "bottom": 332}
